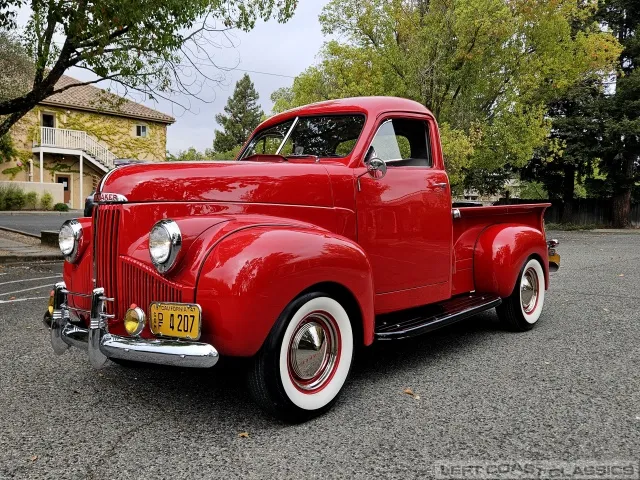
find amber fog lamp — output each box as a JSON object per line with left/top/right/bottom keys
{"left": 58, "top": 220, "right": 83, "bottom": 263}
{"left": 149, "top": 219, "right": 182, "bottom": 273}
{"left": 124, "top": 307, "right": 146, "bottom": 336}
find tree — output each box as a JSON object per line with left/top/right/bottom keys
{"left": 596, "top": 0, "right": 640, "bottom": 228}
{"left": 0, "top": 32, "right": 33, "bottom": 161}
{"left": 272, "top": 0, "right": 620, "bottom": 191}
{"left": 166, "top": 145, "right": 241, "bottom": 161}
{"left": 521, "top": 78, "right": 603, "bottom": 222}
{"left": 0, "top": 0, "right": 296, "bottom": 138}
{"left": 213, "top": 74, "right": 264, "bottom": 153}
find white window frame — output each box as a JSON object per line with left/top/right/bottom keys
{"left": 135, "top": 124, "right": 148, "bottom": 138}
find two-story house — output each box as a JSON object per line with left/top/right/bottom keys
{"left": 1, "top": 75, "right": 175, "bottom": 209}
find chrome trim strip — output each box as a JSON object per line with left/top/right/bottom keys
{"left": 275, "top": 116, "right": 299, "bottom": 155}
{"left": 46, "top": 283, "right": 219, "bottom": 369}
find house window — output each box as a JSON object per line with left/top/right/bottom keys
{"left": 42, "top": 113, "right": 55, "bottom": 128}
{"left": 135, "top": 125, "right": 148, "bottom": 138}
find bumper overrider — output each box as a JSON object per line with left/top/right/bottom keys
{"left": 43, "top": 282, "right": 219, "bottom": 369}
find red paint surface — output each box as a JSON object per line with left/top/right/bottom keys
{"left": 63, "top": 97, "right": 551, "bottom": 357}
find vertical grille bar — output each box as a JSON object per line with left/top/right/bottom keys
{"left": 95, "top": 205, "right": 121, "bottom": 320}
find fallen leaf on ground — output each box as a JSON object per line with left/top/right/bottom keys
{"left": 403, "top": 388, "right": 420, "bottom": 400}
{"left": 30, "top": 455, "right": 38, "bottom": 462}
{"left": 238, "top": 432, "right": 250, "bottom": 438}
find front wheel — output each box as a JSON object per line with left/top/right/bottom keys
{"left": 496, "top": 257, "right": 546, "bottom": 331}
{"left": 248, "top": 292, "right": 354, "bottom": 422}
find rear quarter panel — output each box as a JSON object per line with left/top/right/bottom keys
{"left": 452, "top": 205, "right": 549, "bottom": 297}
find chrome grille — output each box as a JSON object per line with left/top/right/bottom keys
{"left": 95, "top": 205, "right": 121, "bottom": 319}
{"left": 120, "top": 258, "right": 183, "bottom": 311}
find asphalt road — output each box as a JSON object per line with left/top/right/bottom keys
{"left": 0, "top": 212, "right": 82, "bottom": 236}
{"left": 0, "top": 231, "right": 638, "bottom": 479}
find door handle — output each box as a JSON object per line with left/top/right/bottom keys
{"left": 434, "top": 182, "right": 447, "bottom": 190}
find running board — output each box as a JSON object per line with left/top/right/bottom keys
{"left": 374, "top": 293, "right": 502, "bottom": 340}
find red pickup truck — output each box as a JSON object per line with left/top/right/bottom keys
{"left": 46, "top": 97, "right": 559, "bottom": 421}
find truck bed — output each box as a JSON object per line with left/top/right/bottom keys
{"left": 451, "top": 204, "right": 550, "bottom": 295}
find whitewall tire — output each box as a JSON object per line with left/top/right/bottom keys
{"left": 248, "top": 292, "right": 354, "bottom": 421}
{"left": 497, "top": 257, "right": 546, "bottom": 331}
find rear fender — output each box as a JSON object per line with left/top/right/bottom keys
{"left": 195, "top": 226, "right": 375, "bottom": 357}
{"left": 474, "top": 224, "right": 548, "bottom": 298}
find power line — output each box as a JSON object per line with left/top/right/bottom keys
{"left": 225, "top": 68, "right": 296, "bottom": 79}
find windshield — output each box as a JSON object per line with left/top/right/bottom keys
{"left": 240, "top": 115, "right": 365, "bottom": 160}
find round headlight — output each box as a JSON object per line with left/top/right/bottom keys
{"left": 149, "top": 220, "right": 181, "bottom": 273}
{"left": 59, "top": 220, "right": 82, "bottom": 262}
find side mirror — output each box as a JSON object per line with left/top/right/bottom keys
{"left": 367, "top": 157, "right": 387, "bottom": 180}
{"left": 357, "top": 157, "right": 387, "bottom": 191}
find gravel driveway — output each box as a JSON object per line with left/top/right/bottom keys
{"left": 0, "top": 231, "right": 638, "bottom": 479}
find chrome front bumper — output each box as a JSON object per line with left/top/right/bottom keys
{"left": 44, "top": 282, "right": 219, "bottom": 369}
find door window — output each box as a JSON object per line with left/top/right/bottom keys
{"left": 42, "top": 113, "right": 55, "bottom": 128}
{"left": 367, "top": 118, "right": 431, "bottom": 167}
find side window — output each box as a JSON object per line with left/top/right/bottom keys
{"left": 367, "top": 118, "right": 431, "bottom": 167}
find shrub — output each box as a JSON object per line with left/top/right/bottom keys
{"left": 24, "top": 191, "right": 38, "bottom": 209}
{"left": 0, "top": 186, "right": 6, "bottom": 210}
{"left": 53, "top": 202, "right": 69, "bottom": 212}
{"left": 2, "top": 185, "right": 26, "bottom": 210}
{"left": 40, "top": 191, "right": 53, "bottom": 210}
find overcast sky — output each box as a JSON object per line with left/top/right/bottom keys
{"left": 64, "top": 2, "right": 330, "bottom": 154}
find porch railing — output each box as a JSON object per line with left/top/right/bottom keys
{"left": 38, "top": 126, "right": 117, "bottom": 169}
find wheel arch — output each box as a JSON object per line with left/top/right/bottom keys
{"left": 195, "top": 225, "right": 375, "bottom": 357}
{"left": 296, "top": 281, "right": 364, "bottom": 352}
{"left": 474, "top": 224, "right": 549, "bottom": 298}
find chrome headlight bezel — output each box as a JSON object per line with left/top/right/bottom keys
{"left": 149, "top": 219, "right": 182, "bottom": 273}
{"left": 59, "top": 219, "right": 83, "bottom": 263}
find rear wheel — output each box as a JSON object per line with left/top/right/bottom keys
{"left": 497, "top": 257, "right": 545, "bottom": 331}
{"left": 248, "top": 292, "right": 354, "bottom": 422}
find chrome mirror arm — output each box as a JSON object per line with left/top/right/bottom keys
{"left": 357, "top": 157, "right": 387, "bottom": 191}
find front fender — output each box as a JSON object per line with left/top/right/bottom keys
{"left": 474, "top": 224, "right": 548, "bottom": 298}
{"left": 195, "top": 226, "right": 375, "bottom": 357}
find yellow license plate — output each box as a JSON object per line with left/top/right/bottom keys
{"left": 149, "top": 302, "right": 201, "bottom": 340}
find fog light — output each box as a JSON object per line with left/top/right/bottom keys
{"left": 124, "top": 306, "right": 146, "bottom": 336}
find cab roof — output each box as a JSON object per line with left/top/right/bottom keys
{"left": 259, "top": 96, "right": 433, "bottom": 131}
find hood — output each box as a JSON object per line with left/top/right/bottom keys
{"left": 100, "top": 160, "right": 335, "bottom": 207}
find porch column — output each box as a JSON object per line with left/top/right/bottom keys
{"left": 79, "top": 153, "right": 83, "bottom": 210}
{"left": 39, "top": 150, "right": 44, "bottom": 183}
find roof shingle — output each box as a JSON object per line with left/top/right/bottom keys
{"left": 40, "top": 75, "right": 175, "bottom": 124}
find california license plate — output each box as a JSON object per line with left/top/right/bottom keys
{"left": 149, "top": 302, "right": 201, "bottom": 340}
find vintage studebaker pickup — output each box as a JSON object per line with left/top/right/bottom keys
{"left": 45, "top": 97, "right": 559, "bottom": 421}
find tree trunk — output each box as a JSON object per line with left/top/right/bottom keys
{"left": 612, "top": 190, "right": 631, "bottom": 228}
{"left": 560, "top": 163, "right": 575, "bottom": 224}
{"left": 611, "top": 155, "right": 634, "bottom": 228}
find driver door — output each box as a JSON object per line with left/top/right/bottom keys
{"left": 356, "top": 115, "right": 452, "bottom": 312}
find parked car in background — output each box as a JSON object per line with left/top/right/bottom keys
{"left": 45, "top": 97, "right": 559, "bottom": 421}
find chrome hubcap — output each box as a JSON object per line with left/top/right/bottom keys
{"left": 288, "top": 312, "right": 339, "bottom": 392}
{"left": 520, "top": 267, "right": 539, "bottom": 314}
